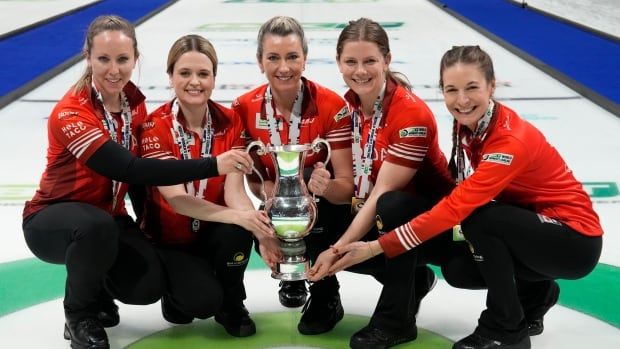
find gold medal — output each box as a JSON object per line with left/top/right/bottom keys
{"left": 375, "top": 214, "right": 384, "bottom": 232}
{"left": 351, "top": 197, "right": 365, "bottom": 215}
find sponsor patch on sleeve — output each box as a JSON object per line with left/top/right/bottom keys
{"left": 333, "top": 106, "right": 350, "bottom": 122}
{"left": 399, "top": 126, "right": 427, "bottom": 138}
{"left": 57, "top": 110, "right": 79, "bottom": 120}
{"left": 481, "top": 152, "right": 514, "bottom": 165}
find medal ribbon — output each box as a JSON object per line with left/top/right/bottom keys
{"left": 171, "top": 99, "right": 213, "bottom": 199}
{"left": 264, "top": 85, "right": 304, "bottom": 146}
{"left": 456, "top": 99, "right": 495, "bottom": 184}
{"left": 92, "top": 81, "right": 132, "bottom": 211}
{"left": 351, "top": 83, "right": 386, "bottom": 199}
{"left": 170, "top": 99, "right": 213, "bottom": 231}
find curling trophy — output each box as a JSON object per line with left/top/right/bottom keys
{"left": 246, "top": 138, "right": 331, "bottom": 281}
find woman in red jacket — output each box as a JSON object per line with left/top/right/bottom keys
{"left": 328, "top": 45, "right": 603, "bottom": 349}
{"left": 140, "top": 34, "right": 277, "bottom": 337}
{"left": 309, "top": 18, "right": 471, "bottom": 349}
{"left": 22, "top": 16, "right": 252, "bottom": 349}
{"left": 232, "top": 16, "right": 354, "bottom": 335}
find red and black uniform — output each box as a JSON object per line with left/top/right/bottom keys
{"left": 22, "top": 83, "right": 222, "bottom": 322}
{"left": 380, "top": 101, "right": 601, "bottom": 255}
{"left": 139, "top": 99, "right": 253, "bottom": 319}
{"left": 24, "top": 82, "right": 145, "bottom": 218}
{"left": 22, "top": 83, "right": 165, "bottom": 321}
{"left": 233, "top": 78, "right": 352, "bottom": 297}
{"left": 345, "top": 77, "right": 454, "bottom": 201}
{"left": 380, "top": 101, "right": 603, "bottom": 342}
{"left": 340, "top": 78, "right": 467, "bottom": 334}
{"left": 141, "top": 100, "right": 245, "bottom": 244}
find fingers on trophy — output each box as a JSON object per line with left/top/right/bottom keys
{"left": 245, "top": 138, "right": 331, "bottom": 281}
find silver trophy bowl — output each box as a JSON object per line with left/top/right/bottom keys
{"left": 246, "top": 138, "right": 331, "bottom": 280}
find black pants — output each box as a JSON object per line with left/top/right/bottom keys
{"left": 22, "top": 202, "right": 164, "bottom": 321}
{"left": 346, "top": 191, "right": 476, "bottom": 333}
{"left": 156, "top": 222, "right": 253, "bottom": 319}
{"left": 461, "top": 201, "right": 602, "bottom": 342}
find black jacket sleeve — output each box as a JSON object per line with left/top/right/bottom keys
{"left": 85, "top": 140, "right": 219, "bottom": 185}
{"left": 127, "top": 184, "right": 146, "bottom": 224}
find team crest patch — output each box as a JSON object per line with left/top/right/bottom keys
{"left": 481, "top": 153, "right": 514, "bottom": 165}
{"left": 399, "top": 126, "right": 427, "bottom": 138}
{"left": 333, "top": 106, "right": 350, "bottom": 122}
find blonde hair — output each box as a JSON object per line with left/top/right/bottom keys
{"left": 256, "top": 16, "right": 308, "bottom": 60}
{"left": 73, "top": 15, "right": 138, "bottom": 93}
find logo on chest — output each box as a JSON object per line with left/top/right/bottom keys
{"left": 255, "top": 114, "right": 270, "bottom": 130}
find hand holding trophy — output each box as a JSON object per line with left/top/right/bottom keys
{"left": 246, "top": 138, "right": 331, "bottom": 281}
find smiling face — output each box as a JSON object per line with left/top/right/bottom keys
{"left": 441, "top": 62, "right": 495, "bottom": 131}
{"left": 169, "top": 51, "right": 215, "bottom": 107}
{"left": 257, "top": 33, "right": 306, "bottom": 94}
{"left": 87, "top": 30, "right": 136, "bottom": 101}
{"left": 337, "top": 40, "right": 390, "bottom": 104}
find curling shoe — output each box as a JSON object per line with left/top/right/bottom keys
{"left": 63, "top": 317, "right": 109, "bottom": 349}
{"left": 453, "top": 333, "right": 531, "bottom": 349}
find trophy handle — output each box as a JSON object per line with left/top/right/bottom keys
{"left": 310, "top": 137, "right": 331, "bottom": 166}
{"left": 246, "top": 140, "right": 267, "bottom": 156}
{"left": 245, "top": 140, "right": 268, "bottom": 203}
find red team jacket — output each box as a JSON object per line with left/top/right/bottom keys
{"left": 344, "top": 77, "right": 454, "bottom": 201}
{"left": 139, "top": 100, "right": 245, "bottom": 244}
{"left": 232, "top": 78, "right": 351, "bottom": 180}
{"left": 379, "top": 102, "right": 603, "bottom": 258}
{"left": 24, "top": 82, "right": 146, "bottom": 218}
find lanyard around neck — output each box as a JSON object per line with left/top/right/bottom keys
{"left": 92, "top": 81, "right": 132, "bottom": 150}
{"left": 92, "top": 81, "right": 133, "bottom": 211}
{"left": 170, "top": 99, "right": 213, "bottom": 199}
{"left": 264, "top": 85, "right": 304, "bottom": 146}
{"left": 351, "top": 84, "right": 386, "bottom": 199}
{"left": 456, "top": 100, "right": 495, "bottom": 184}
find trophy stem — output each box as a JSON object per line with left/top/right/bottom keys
{"left": 271, "top": 239, "right": 309, "bottom": 281}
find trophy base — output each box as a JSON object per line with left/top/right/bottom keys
{"left": 271, "top": 259, "right": 310, "bottom": 281}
